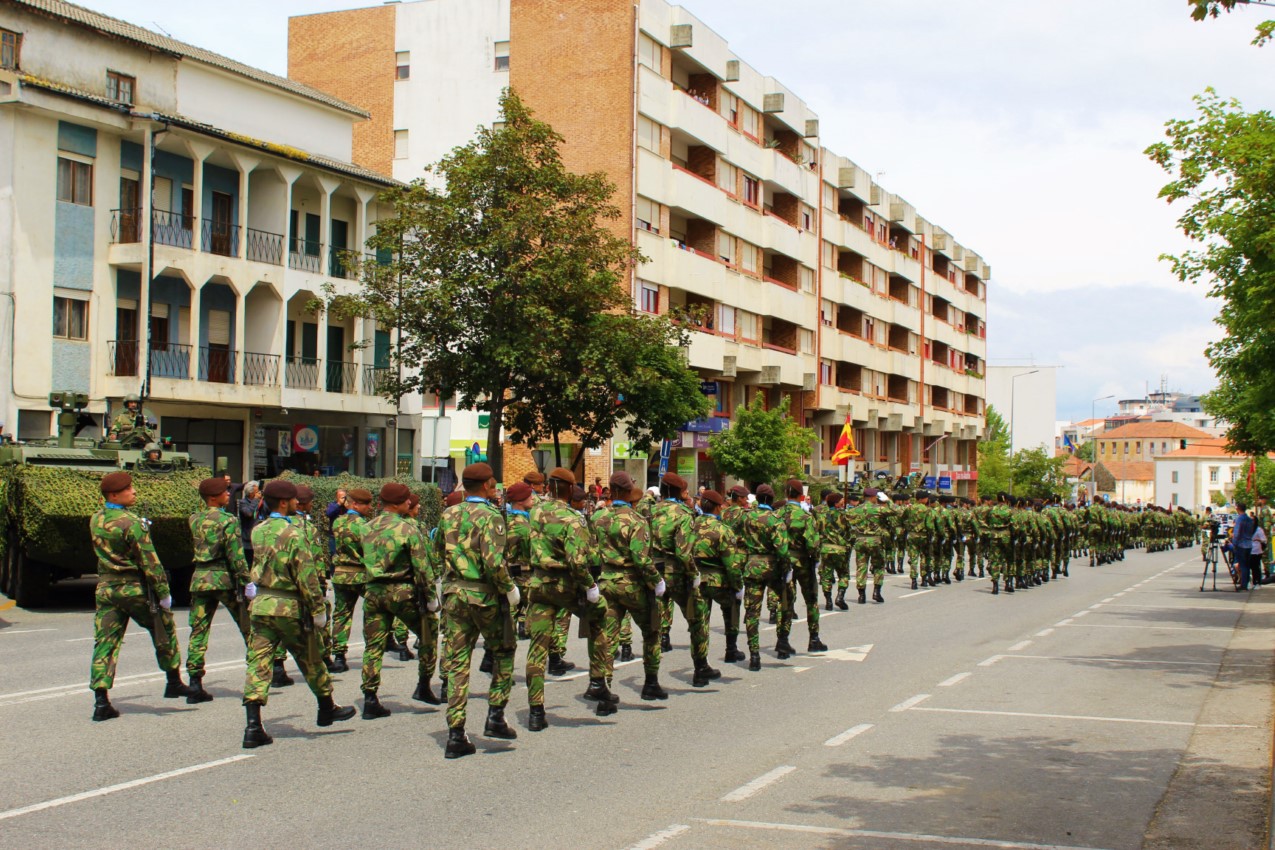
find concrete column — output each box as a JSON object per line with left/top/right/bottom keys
{"left": 315, "top": 175, "right": 341, "bottom": 275}
{"left": 354, "top": 186, "right": 377, "bottom": 258}
{"left": 188, "top": 280, "right": 202, "bottom": 378}
{"left": 227, "top": 151, "right": 260, "bottom": 258}
{"left": 234, "top": 282, "right": 247, "bottom": 383}
{"left": 184, "top": 139, "right": 214, "bottom": 248}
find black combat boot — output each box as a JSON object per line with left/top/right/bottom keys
{"left": 445, "top": 725, "right": 476, "bottom": 759}
{"left": 911, "top": 577, "right": 919, "bottom": 590}
{"left": 412, "top": 677, "right": 441, "bottom": 705}
{"left": 748, "top": 652, "right": 761, "bottom": 672}
{"left": 163, "top": 670, "right": 193, "bottom": 699}
{"left": 270, "top": 660, "right": 294, "bottom": 688}
{"left": 317, "top": 694, "right": 356, "bottom": 726}
{"left": 583, "top": 678, "right": 619, "bottom": 703}
{"left": 823, "top": 591, "right": 834, "bottom": 611}
{"left": 775, "top": 635, "right": 792, "bottom": 660}
{"left": 660, "top": 632, "right": 673, "bottom": 653}
{"left": 723, "top": 637, "right": 744, "bottom": 663}
{"left": 872, "top": 585, "right": 884, "bottom": 604}
{"left": 547, "top": 653, "right": 574, "bottom": 676}
{"left": 1005, "top": 577, "right": 1016, "bottom": 593}
{"left": 398, "top": 645, "right": 415, "bottom": 662}
{"left": 836, "top": 589, "right": 849, "bottom": 610}
{"left": 361, "top": 690, "right": 391, "bottom": 720}
{"left": 955, "top": 568, "right": 964, "bottom": 582}
{"left": 1062, "top": 564, "right": 1069, "bottom": 577}
{"left": 324, "top": 654, "right": 340, "bottom": 673}
{"left": 384, "top": 634, "right": 403, "bottom": 653}
{"left": 991, "top": 578, "right": 1000, "bottom": 595}
{"left": 330, "top": 653, "right": 348, "bottom": 673}
{"left": 943, "top": 572, "right": 952, "bottom": 585}
{"left": 620, "top": 644, "right": 634, "bottom": 662}
{"left": 92, "top": 688, "right": 119, "bottom": 722}
{"left": 242, "top": 702, "right": 272, "bottom": 748}
{"left": 595, "top": 697, "right": 618, "bottom": 717}
{"left": 640, "top": 673, "right": 668, "bottom": 701}
{"left": 692, "top": 658, "right": 721, "bottom": 687}
{"left": 917, "top": 576, "right": 926, "bottom": 589}
{"left": 528, "top": 705, "right": 548, "bottom": 731}
{"left": 858, "top": 587, "right": 867, "bottom": 604}
{"left": 808, "top": 633, "right": 828, "bottom": 653}
{"left": 186, "top": 674, "right": 213, "bottom": 704}
{"left": 479, "top": 651, "right": 493, "bottom": 674}
{"left": 484, "top": 705, "right": 517, "bottom": 739}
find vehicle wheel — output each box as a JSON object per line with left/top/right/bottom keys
{"left": 13, "top": 546, "right": 50, "bottom": 609}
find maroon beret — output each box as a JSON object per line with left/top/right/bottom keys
{"left": 100, "top": 471, "right": 132, "bottom": 496}
{"left": 444, "top": 490, "right": 464, "bottom": 507}
{"left": 294, "top": 484, "right": 315, "bottom": 504}
{"left": 701, "top": 489, "right": 725, "bottom": 507}
{"left": 755, "top": 483, "right": 774, "bottom": 498}
{"left": 824, "top": 491, "right": 843, "bottom": 506}
{"left": 864, "top": 487, "right": 879, "bottom": 498}
{"left": 198, "top": 477, "right": 228, "bottom": 498}
{"left": 347, "top": 488, "right": 373, "bottom": 503}
{"left": 547, "top": 467, "right": 575, "bottom": 486}
{"left": 461, "top": 462, "right": 494, "bottom": 483}
{"left": 785, "top": 478, "right": 805, "bottom": 495}
{"left": 570, "top": 485, "right": 588, "bottom": 502}
{"left": 407, "top": 492, "right": 421, "bottom": 509}
{"left": 379, "top": 482, "right": 411, "bottom": 504}
{"left": 609, "top": 471, "right": 636, "bottom": 491}
{"left": 506, "top": 482, "right": 533, "bottom": 502}
{"left": 523, "top": 470, "right": 546, "bottom": 485}
{"left": 729, "top": 484, "right": 750, "bottom": 498}
{"left": 661, "top": 472, "right": 688, "bottom": 490}
{"left": 263, "top": 479, "right": 297, "bottom": 500}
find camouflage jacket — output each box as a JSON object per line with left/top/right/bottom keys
{"left": 845, "top": 502, "right": 884, "bottom": 541}
{"left": 365, "top": 511, "right": 434, "bottom": 592}
{"left": 736, "top": 504, "right": 791, "bottom": 565}
{"left": 90, "top": 505, "right": 169, "bottom": 596}
{"left": 901, "top": 502, "right": 929, "bottom": 538}
{"left": 879, "top": 502, "right": 902, "bottom": 544}
{"left": 813, "top": 504, "right": 845, "bottom": 553}
{"left": 188, "top": 506, "right": 250, "bottom": 593}
{"left": 777, "top": 501, "right": 821, "bottom": 562}
{"left": 984, "top": 504, "right": 1013, "bottom": 534}
{"left": 294, "top": 513, "right": 329, "bottom": 591}
{"left": 331, "top": 511, "right": 370, "bottom": 585}
{"left": 592, "top": 501, "right": 660, "bottom": 589}
{"left": 249, "top": 515, "right": 324, "bottom": 619}
{"left": 435, "top": 499, "right": 513, "bottom": 607}
{"left": 528, "top": 498, "right": 594, "bottom": 589}
{"left": 649, "top": 498, "right": 696, "bottom": 575}
{"left": 690, "top": 513, "right": 744, "bottom": 590}
{"left": 505, "top": 508, "right": 534, "bottom": 576}
{"left": 720, "top": 502, "right": 750, "bottom": 532}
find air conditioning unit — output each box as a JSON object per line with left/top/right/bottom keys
{"left": 803, "top": 372, "right": 817, "bottom": 392}
{"left": 760, "top": 365, "right": 781, "bottom": 385}
{"left": 724, "top": 59, "right": 740, "bottom": 82}
{"left": 804, "top": 119, "right": 819, "bottom": 138}
{"left": 722, "top": 355, "right": 737, "bottom": 377}
{"left": 670, "top": 24, "right": 693, "bottom": 49}
{"left": 763, "top": 92, "right": 785, "bottom": 113}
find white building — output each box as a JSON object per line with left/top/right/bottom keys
{"left": 1154, "top": 439, "right": 1258, "bottom": 510}
{"left": 986, "top": 365, "right": 1056, "bottom": 455}
{"left": 0, "top": 0, "right": 414, "bottom": 480}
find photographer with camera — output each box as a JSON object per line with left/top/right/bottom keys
{"left": 1230, "top": 503, "right": 1258, "bottom": 591}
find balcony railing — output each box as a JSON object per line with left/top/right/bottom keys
{"left": 110, "top": 208, "right": 140, "bottom": 243}
{"left": 243, "top": 352, "right": 280, "bottom": 387}
{"left": 246, "top": 228, "right": 284, "bottom": 265}
{"left": 289, "top": 241, "right": 324, "bottom": 274}
{"left": 108, "top": 340, "right": 139, "bottom": 377}
{"left": 328, "top": 245, "right": 355, "bottom": 280}
{"left": 325, "top": 360, "right": 358, "bottom": 394}
{"left": 110, "top": 208, "right": 195, "bottom": 249}
{"left": 363, "top": 365, "right": 392, "bottom": 396}
{"left": 285, "top": 356, "right": 320, "bottom": 389}
{"left": 150, "top": 342, "right": 192, "bottom": 380}
{"left": 201, "top": 218, "right": 239, "bottom": 257}
{"left": 198, "top": 346, "right": 236, "bottom": 384}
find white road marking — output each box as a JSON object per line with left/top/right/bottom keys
{"left": 824, "top": 723, "right": 874, "bottom": 747}
{"left": 1101, "top": 597, "right": 1116, "bottom": 603}
{"left": 701, "top": 818, "right": 1117, "bottom": 849}
{"left": 977, "top": 655, "right": 1005, "bottom": 667}
{"left": 910, "top": 706, "right": 1254, "bottom": 728}
{"left": 989, "top": 654, "right": 1243, "bottom": 668}
{"left": 65, "top": 623, "right": 232, "bottom": 642}
{"left": 1072, "top": 610, "right": 1091, "bottom": 618}
{"left": 1060, "top": 623, "right": 1233, "bottom": 632}
{"left": 1114, "top": 591, "right": 1127, "bottom": 596}
{"left": 791, "top": 666, "right": 811, "bottom": 674}
{"left": 721, "top": 766, "right": 796, "bottom": 802}
{"left": 1055, "top": 619, "right": 1074, "bottom": 626}
{"left": 898, "top": 589, "right": 936, "bottom": 599}
{"left": 818, "top": 644, "right": 874, "bottom": 663}
{"left": 0, "top": 756, "right": 254, "bottom": 822}
{"left": 889, "top": 693, "right": 930, "bottom": 712}
{"left": 1007, "top": 640, "right": 1032, "bottom": 652}
{"left": 0, "top": 628, "right": 57, "bottom": 636}
{"left": 938, "top": 672, "right": 971, "bottom": 687}
{"left": 625, "top": 824, "right": 690, "bottom": 850}
{"left": 1034, "top": 628, "right": 1055, "bottom": 637}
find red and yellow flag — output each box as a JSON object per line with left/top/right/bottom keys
{"left": 832, "top": 414, "right": 859, "bottom": 465}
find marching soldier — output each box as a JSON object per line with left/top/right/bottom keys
{"left": 691, "top": 490, "right": 746, "bottom": 668}
{"left": 849, "top": 488, "right": 888, "bottom": 603}
{"left": 435, "top": 463, "right": 519, "bottom": 759}
{"left": 329, "top": 488, "right": 374, "bottom": 673}
{"left": 241, "top": 479, "right": 356, "bottom": 748}
{"left": 185, "top": 475, "right": 253, "bottom": 704}
{"left": 904, "top": 490, "right": 931, "bottom": 591}
{"left": 816, "top": 491, "right": 850, "bottom": 610}
{"left": 776, "top": 479, "right": 827, "bottom": 654}
{"left": 294, "top": 485, "right": 335, "bottom": 668}
{"left": 649, "top": 472, "right": 701, "bottom": 656}
{"left": 736, "top": 484, "right": 791, "bottom": 670}
{"left": 89, "top": 471, "right": 193, "bottom": 721}
{"left": 505, "top": 481, "right": 535, "bottom": 639}
{"left": 984, "top": 494, "right": 1014, "bottom": 594}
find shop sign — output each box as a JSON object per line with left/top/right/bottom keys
{"left": 293, "top": 425, "right": 319, "bottom": 453}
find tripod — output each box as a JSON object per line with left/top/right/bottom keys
{"left": 1199, "top": 537, "right": 1236, "bottom": 591}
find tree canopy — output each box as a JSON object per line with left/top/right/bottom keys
{"left": 707, "top": 394, "right": 817, "bottom": 488}
{"left": 1187, "top": 0, "right": 1275, "bottom": 45}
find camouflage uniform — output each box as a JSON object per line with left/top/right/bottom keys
{"left": 903, "top": 499, "right": 931, "bottom": 586}
{"left": 435, "top": 498, "right": 515, "bottom": 729}
{"left": 594, "top": 500, "right": 663, "bottom": 680}
{"left": 983, "top": 501, "right": 1014, "bottom": 593}
{"left": 649, "top": 498, "right": 702, "bottom": 652}
{"left": 690, "top": 512, "right": 745, "bottom": 661}
{"left": 361, "top": 510, "right": 435, "bottom": 696}
{"left": 330, "top": 510, "right": 369, "bottom": 657}
{"left": 243, "top": 514, "right": 334, "bottom": 704}
{"left": 89, "top": 504, "right": 182, "bottom": 690}
{"left": 735, "top": 504, "right": 791, "bottom": 660}
{"left": 775, "top": 500, "right": 823, "bottom": 648}
{"left": 506, "top": 505, "right": 534, "bottom": 636}
{"left": 186, "top": 505, "right": 251, "bottom": 678}
{"left": 847, "top": 499, "right": 886, "bottom": 595}
{"left": 815, "top": 502, "right": 849, "bottom": 604}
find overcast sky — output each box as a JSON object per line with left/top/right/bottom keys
{"left": 86, "top": 0, "right": 1272, "bottom": 420}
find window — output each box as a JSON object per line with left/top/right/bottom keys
{"left": 1135, "top": 441, "right": 1142, "bottom": 454}
{"left": 1209, "top": 467, "right": 1218, "bottom": 483}
{"left": 820, "top": 299, "right": 834, "bottom": 327}
{"left": 1232, "top": 467, "right": 1240, "bottom": 483}
{"left": 713, "top": 381, "right": 733, "bottom": 415}
{"left": 1162, "top": 441, "right": 1168, "bottom": 453}
{"left": 52, "top": 295, "right": 88, "bottom": 340}
{"left": 637, "top": 115, "right": 661, "bottom": 153}
{"left": 739, "top": 241, "right": 759, "bottom": 275}
{"left": 1172, "top": 470, "right": 1180, "bottom": 483}
{"left": 106, "top": 71, "right": 135, "bottom": 104}
{"left": 801, "top": 205, "right": 814, "bottom": 231}
{"left": 1122, "top": 441, "right": 1129, "bottom": 454}
{"left": 737, "top": 310, "right": 758, "bottom": 343}
{"left": 638, "top": 33, "right": 661, "bottom": 74}
{"left": 494, "top": 41, "right": 510, "bottom": 71}
{"left": 800, "top": 266, "right": 815, "bottom": 293}
{"left": 718, "top": 231, "right": 735, "bottom": 265}
{"left": 394, "top": 130, "right": 408, "bottom": 160}
{"left": 639, "top": 281, "right": 659, "bottom": 314}
{"left": 716, "top": 159, "right": 736, "bottom": 194}
{"left": 56, "top": 157, "right": 93, "bottom": 205}
{"left": 799, "top": 329, "right": 815, "bottom": 354}
{"left": 720, "top": 91, "right": 739, "bottom": 126}
{"left": 717, "top": 303, "right": 736, "bottom": 336}
{"left": 739, "top": 103, "right": 759, "bottom": 140}
{"left": 820, "top": 359, "right": 833, "bottom": 385}
{"left": 742, "top": 174, "right": 760, "bottom": 207}
{"left": 636, "top": 196, "right": 659, "bottom": 233}
{"left": 396, "top": 51, "right": 410, "bottom": 80}
{"left": 1, "top": 28, "right": 20, "bottom": 70}
{"left": 1100, "top": 443, "right": 1106, "bottom": 456}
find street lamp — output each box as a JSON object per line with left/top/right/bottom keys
{"left": 1007, "top": 369, "right": 1038, "bottom": 495}
{"left": 1090, "top": 394, "right": 1115, "bottom": 501}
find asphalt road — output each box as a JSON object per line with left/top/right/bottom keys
{"left": 1, "top": 546, "right": 1269, "bottom": 850}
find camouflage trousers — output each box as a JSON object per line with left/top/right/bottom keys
{"left": 186, "top": 590, "right": 250, "bottom": 677}
{"left": 551, "top": 607, "right": 571, "bottom": 656}
{"left": 331, "top": 582, "right": 366, "bottom": 655}
{"left": 275, "top": 597, "right": 332, "bottom": 662}
{"left": 696, "top": 582, "right": 739, "bottom": 647}
{"left": 819, "top": 550, "right": 850, "bottom": 594}
{"left": 663, "top": 572, "right": 709, "bottom": 660}
{"left": 512, "top": 571, "right": 530, "bottom": 633}
{"left": 855, "top": 539, "right": 885, "bottom": 588}
{"left": 785, "top": 559, "right": 821, "bottom": 639}
{"left": 360, "top": 582, "right": 428, "bottom": 693}
{"left": 526, "top": 578, "right": 607, "bottom": 706}
{"left": 617, "top": 611, "right": 633, "bottom": 648}
{"left": 441, "top": 594, "right": 513, "bottom": 728}
{"left": 907, "top": 543, "right": 926, "bottom": 579}
{"left": 90, "top": 582, "right": 181, "bottom": 690}
{"left": 744, "top": 571, "right": 788, "bottom": 654}
{"left": 600, "top": 571, "right": 661, "bottom": 677}
{"left": 243, "top": 614, "right": 332, "bottom": 705}
{"left": 985, "top": 534, "right": 1010, "bottom": 581}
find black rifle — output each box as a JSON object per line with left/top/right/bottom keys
{"left": 143, "top": 580, "right": 170, "bottom": 646}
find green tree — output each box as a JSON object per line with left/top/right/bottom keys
{"left": 707, "top": 394, "right": 817, "bottom": 488}
{"left": 984, "top": 404, "right": 1009, "bottom": 445}
{"left": 1075, "top": 440, "right": 1095, "bottom": 462}
{"left": 345, "top": 89, "right": 638, "bottom": 476}
{"left": 976, "top": 439, "right": 1011, "bottom": 497}
{"left": 1010, "top": 447, "right": 1070, "bottom": 500}
{"left": 1148, "top": 91, "right": 1275, "bottom": 455}
{"left": 1093, "top": 462, "right": 1116, "bottom": 494}
{"left": 1211, "top": 489, "right": 1229, "bottom": 507}
{"left": 1187, "top": 0, "right": 1275, "bottom": 45}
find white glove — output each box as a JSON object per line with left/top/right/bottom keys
{"left": 692, "top": 574, "right": 702, "bottom": 589}
{"left": 158, "top": 595, "right": 172, "bottom": 611}
{"left": 243, "top": 582, "right": 257, "bottom": 599}
{"left": 585, "top": 584, "right": 602, "bottom": 604}
{"left": 426, "top": 597, "right": 440, "bottom": 613}
{"left": 654, "top": 578, "right": 667, "bottom": 598}
{"left": 312, "top": 611, "right": 328, "bottom": 628}
{"left": 506, "top": 586, "right": 521, "bottom": 607}
{"left": 735, "top": 588, "right": 744, "bottom": 601}
{"left": 784, "top": 569, "right": 793, "bottom": 584}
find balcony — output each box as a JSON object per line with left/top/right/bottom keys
{"left": 200, "top": 218, "right": 239, "bottom": 257}
{"left": 110, "top": 208, "right": 194, "bottom": 250}
{"left": 285, "top": 356, "right": 320, "bottom": 390}
{"left": 150, "top": 343, "right": 193, "bottom": 380}
{"left": 110, "top": 208, "right": 292, "bottom": 263}
{"left": 197, "top": 346, "right": 236, "bottom": 384}
{"left": 242, "top": 352, "right": 280, "bottom": 386}
{"left": 246, "top": 228, "right": 284, "bottom": 265}
{"left": 363, "top": 365, "right": 392, "bottom": 396}
{"left": 287, "top": 242, "right": 356, "bottom": 279}
{"left": 325, "top": 360, "right": 358, "bottom": 394}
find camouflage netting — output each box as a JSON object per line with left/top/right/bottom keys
{"left": 277, "top": 471, "right": 442, "bottom": 545}
{"left": 0, "top": 465, "right": 208, "bottom": 573}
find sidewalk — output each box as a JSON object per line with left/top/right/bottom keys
{"left": 1142, "top": 590, "right": 1275, "bottom": 850}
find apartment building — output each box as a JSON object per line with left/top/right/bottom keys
{"left": 1095, "top": 421, "right": 1213, "bottom": 466}
{"left": 0, "top": 0, "right": 413, "bottom": 480}
{"left": 1154, "top": 438, "right": 1266, "bottom": 509}
{"left": 290, "top": 0, "right": 989, "bottom": 492}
